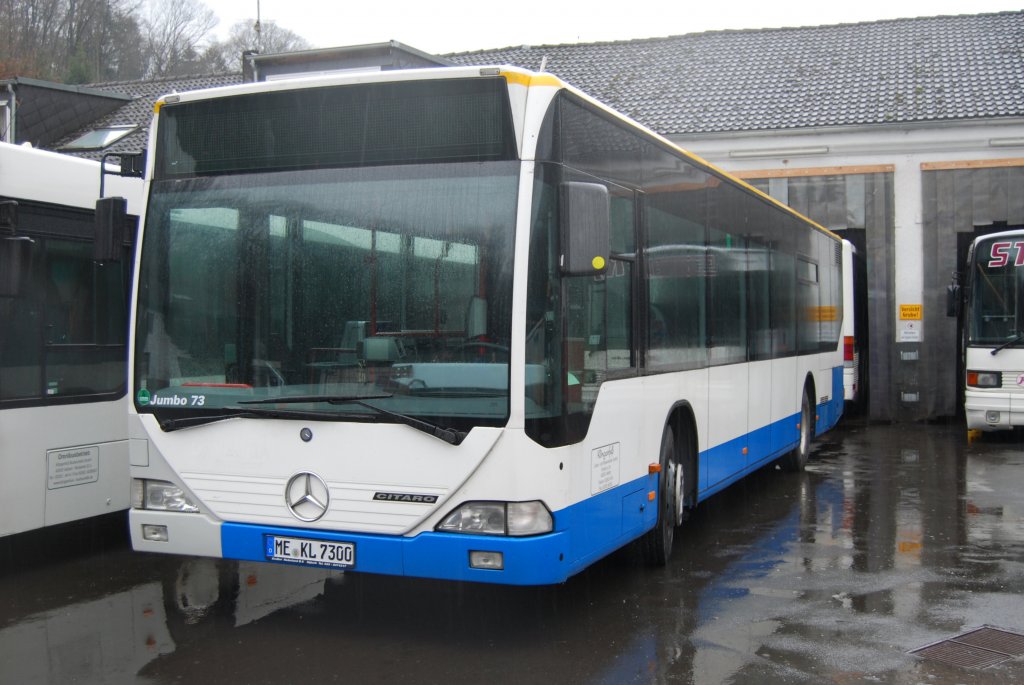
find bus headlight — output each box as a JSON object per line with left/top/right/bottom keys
{"left": 437, "top": 501, "right": 553, "bottom": 536}
{"left": 966, "top": 371, "right": 1000, "bottom": 388}
{"left": 132, "top": 479, "right": 200, "bottom": 513}
{"left": 507, "top": 501, "right": 553, "bottom": 535}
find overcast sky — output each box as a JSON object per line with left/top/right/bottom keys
{"left": 209, "top": 0, "right": 1023, "bottom": 54}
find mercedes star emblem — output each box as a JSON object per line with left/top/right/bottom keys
{"left": 285, "top": 472, "right": 330, "bottom": 522}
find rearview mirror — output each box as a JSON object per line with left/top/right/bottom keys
{"left": 946, "top": 271, "right": 962, "bottom": 318}
{"left": 946, "top": 285, "right": 961, "bottom": 318}
{"left": 94, "top": 196, "right": 129, "bottom": 262}
{"left": 559, "top": 182, "right": 610, "bottom": 276}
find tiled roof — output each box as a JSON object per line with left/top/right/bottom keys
{"left": 447, "top": 11, "right": 1024, "bottom": 135}
{"left": 55, "top": 73, "right": 242, "bottom": 160}
{"left": 51, "top": 11, "right": 1024, "bottom": 158}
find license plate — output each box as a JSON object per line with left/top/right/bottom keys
{"left": 265, "top": 535, "right": 355, "bottom": 569}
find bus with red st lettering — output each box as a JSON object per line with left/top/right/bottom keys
{"left": 949, "top": 229, "right": 1024, "bottom": 430}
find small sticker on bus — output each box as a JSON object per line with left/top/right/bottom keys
{"left": 591, "top": 442, "right": 621, "bottom": 495}
{"left": 47, "top": 446, "right": 100, "bottom": 490}
{"left": 137, "top": 390, "right": 207, "bottom": 407}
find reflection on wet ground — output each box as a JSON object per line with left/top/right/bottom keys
{"left": 1, "top": 422, "right": 1022, "bottom": 684}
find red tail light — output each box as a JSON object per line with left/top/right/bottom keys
{"left": 843, "top": 336, "right": 855, "bottom": 362}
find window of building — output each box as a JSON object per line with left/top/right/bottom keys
{"left": 61, "top": 126, "right": 136, "bottom": 151}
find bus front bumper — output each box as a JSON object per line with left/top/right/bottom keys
{"left": 964, "top": 390, "right": 1024, "bottom": 431}
{"left": 130, "top": 510, "right": 574, "bottom": 585}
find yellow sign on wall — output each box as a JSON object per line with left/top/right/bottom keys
{"left": 900, "top": 304, "right": 923, "bottom": 320}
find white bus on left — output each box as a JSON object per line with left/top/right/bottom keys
{"left": 0, "top": 142, "right": 142, "bottom": 537}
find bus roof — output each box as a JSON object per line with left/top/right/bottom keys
{"left": 0, "top": 142, "right": 143, "bottom": 214}
{"left": 151, "top": 65, "right": 836, "bottom": 240}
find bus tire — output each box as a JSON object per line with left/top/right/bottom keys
{"left": 642, "top": 425, "right": 682, "bottom": 566}
{"left": 781, "top": 389, "right": 813, "bottom": 472}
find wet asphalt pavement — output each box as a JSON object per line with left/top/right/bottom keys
{"left": 1, "top": 421, "right": 1023, "bottom": 684}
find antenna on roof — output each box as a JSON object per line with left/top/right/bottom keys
{"left": 254, "top": 0, "right": 262, "bottom": 53}
{"left": 539, "top": 55, "right": 548, "bottom": 72}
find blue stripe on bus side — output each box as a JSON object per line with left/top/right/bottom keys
{"left": 697, "top": 363, "right": 845, "bottom": 502}
{"left": 698, "top": 416, "right": 797, "bottom": 502}
{"left": 824, "top": 365, "right": 845, "bottom": 432}
{"left": 812, "top": 366, "right": 846, "bottom": 435}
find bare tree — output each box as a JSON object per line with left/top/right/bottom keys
{"left": 1, "top": 0, "right": 68, "bottom": 78}
{"left": 0, "top": 0, "right": 315, "bottom": 84}
{"left": 141, "top": 0, "right": 217, "bottom": 77}
{"left": 203, "top": 18, "right": 312, "bottom": 72}
{"left": 66, "top": 0, "right": 146, "bottom": 82}
{"left": 0, "top": 0, "right": 145, "bottom": 82}
{"left": 235, "top": 18, "right": 311, "bottom": 55}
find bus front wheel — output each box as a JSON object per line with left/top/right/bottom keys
{"left": 642, "top": 426, "right": 684, "bottom": 566}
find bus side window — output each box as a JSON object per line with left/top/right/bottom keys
{"left": 645, "top": 220, "right": 709, "bottom": 368}
{"left": 771, "top": 249, "right": 797, "bottom": 356}
{"left": 567, "top": 192, "right": 635, "bottom": 409}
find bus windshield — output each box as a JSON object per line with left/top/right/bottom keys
{"left": 134, "top": 162, "right": 519, "bottom": 429}
{"left": 968, "top": 237, "right": 1024, "bottom": 346}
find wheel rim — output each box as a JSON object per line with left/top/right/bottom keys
{"left": 799, "top": 398, "right": 811, "bottom": 457}
{"left": 661, "top": 437, "right": 677, "bottom": 548}
{"left": 669, "top": 460, "right": 685, "bottom": 526}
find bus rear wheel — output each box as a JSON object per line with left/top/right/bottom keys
{"left": 781, "top": 390, "right": 813, "bottom": 472}
{"left": 642, "top": 426, "right": 684, "bottom": 566}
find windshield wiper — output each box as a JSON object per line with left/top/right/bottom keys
{"left": 157, "top": 407, "right": 341, "bottom": 432}
{"left": 991, "top": 331, "right": 1024, "bottom": 356}
{"left": 238, "top": 395, "right": 466, "bottom": 445}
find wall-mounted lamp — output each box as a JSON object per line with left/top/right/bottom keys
{"left": 988, "top": 138, "right": 1024, "bottom": 148}
{"left": 728, "top": 146, "right": 830, "bottom": 159}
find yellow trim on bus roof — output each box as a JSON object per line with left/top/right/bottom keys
{"left": 500, "top": 70, "right": 563, "bottom": 89}
{"left": 504, "top": 67, "right": 838, "bottom": 239}
{"left": 570, "top": 88, "right": 838, "bottom": 237}
{"left": 730, "top": 169, "right": 839, "bottom": 239}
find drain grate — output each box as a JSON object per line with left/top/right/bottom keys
{"left": 911, "top": 626, "right": 1024, "bottom": 669}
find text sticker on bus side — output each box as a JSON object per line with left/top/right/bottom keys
{"left": 987, "top": 240, "right": 1024, "bottom": 268}
{"left": 591, "top": 442, "right": 621, "bottom": 495}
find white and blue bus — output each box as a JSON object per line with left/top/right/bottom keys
{"left": 949, "top": 229, "right": 1024, "bottom": 430}
{"left": 0, "top": 142, "right": 142, "bottom": 537}
{"left": 126, "top": 67, "right": 847, "bottom": 584}
{"left": 841, "top": 240, "right": 861, "bottom": 405}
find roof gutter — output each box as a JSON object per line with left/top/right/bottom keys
{"left": 668, "top": 115, "right": 1024, "bottom": 144}
{"left": 1, "top": 76, "right": 131, "bottom": 101}
{"left": 668, "top": 116, "right": 1024, "bottom": 162}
